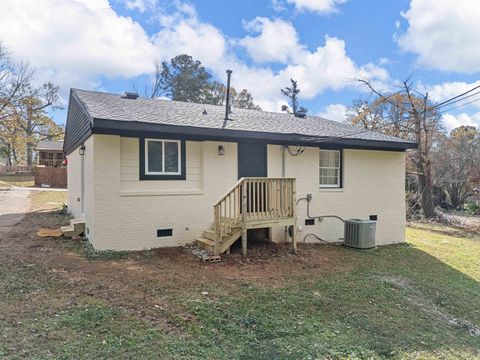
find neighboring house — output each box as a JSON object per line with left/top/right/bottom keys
{"left": 64, "top": 89, "right": 416, "bottom": 255}
{"left": 35, "top": 140, "right": 65, "bottom": 167}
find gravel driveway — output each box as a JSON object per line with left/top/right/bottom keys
{"left": 0, "top": 188, "right": 31, "bottom": 237}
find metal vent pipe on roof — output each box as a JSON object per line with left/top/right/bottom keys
{"left": 123, "top": 91, "right": 139, "bottom": 99}
{"left": 225, "top": 70, "right": 232, "bottom": 120}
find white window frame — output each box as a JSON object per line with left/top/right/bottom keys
{"left": 319, "top": 149, "right": 341, "bottom": 188}
{"left": 145, "top": 138, "right": 182, "bottom": 175}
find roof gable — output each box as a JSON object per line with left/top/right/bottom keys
{"left": 36, "top": 140, "right": 64, "bottom": 151}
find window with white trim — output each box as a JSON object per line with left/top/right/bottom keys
{"left": 145, "top": 139, "right": 181, "bottom": 175}
{"left": 319, "top": 149, "right": 341, "bottom": 188}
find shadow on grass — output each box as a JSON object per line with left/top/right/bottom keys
{"left": 409, "top": 222, "right": 480, "bottom": 238}
{"left": 174, "top": 244, "right": 480, "bottom": 359}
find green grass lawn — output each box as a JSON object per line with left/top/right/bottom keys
{"left": 0, "top": 175, "right": 34, "bottom": 187}
{"left": 0, "top": 220, "right": 479, "bottom": 359}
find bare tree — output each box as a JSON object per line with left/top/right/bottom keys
{"left": 352, "top": 78, "right": 442, "bottom": 218}
{"left": 0, "top": 43, "right": 34, "bottom": 121}
{"left": 146, "top": 58, "right": 162, "bottom": 99}
{"left": 18, "top": 84, "right": 62, "bottom": 165}
{"left": 0, "top": 43, "right": 62, "bottom": 165}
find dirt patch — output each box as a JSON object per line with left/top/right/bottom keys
{"left": 0, "top": 193, "right": 356, "bottom": 341}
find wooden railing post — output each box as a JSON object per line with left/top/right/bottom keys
{"left": 241, "top": 179, "right": 248, "bottom": 257}
{"left": 291, "top": 179, "right": 297, "bottom": 254}
{"left": 213, "top": 204, "right": 220, "bottom": 255}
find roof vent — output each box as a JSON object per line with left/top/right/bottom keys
{"left": 202, "top": 109, "right": 208, "bottom": 115}
{"left": 294, "top": 110, "right": 307, "bottom": 118}
{"left": 123, "top": 91, "right": 139, "bottom": 100}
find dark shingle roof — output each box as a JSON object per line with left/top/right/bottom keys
{"left": 71, "top": 89, "right": 416, "bottom": 146}
{"left": 36, "top": 140, "right": 64, "bottom": 151}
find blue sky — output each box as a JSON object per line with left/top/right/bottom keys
{"left": 1, "top": 0, "right": 479, "bottom": 132}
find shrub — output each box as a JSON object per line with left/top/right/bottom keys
{"left": 464, "top": 201, "right": 480, "bottom": 215}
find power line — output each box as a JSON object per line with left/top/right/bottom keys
{"left": 435, "top": 96, "right": 480, "bottom": 114}
{"left": 310, "top": 83, "right": 480, "bottom": 145}
{"left": 429, "top": 89, "right": 480, "bottom": 111}
{"left": 426, "top": 83, "right": 480, "bottom": 110}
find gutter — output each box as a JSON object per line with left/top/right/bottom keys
{"left": 91, "top": 118, "right": 418, "bottom": 151}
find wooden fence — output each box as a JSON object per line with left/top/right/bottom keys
{"left": 34, "top": 166, "right": 67, "bottom": 188}
{"left": 0, "top": 165, "right": 34, "bottom": 175}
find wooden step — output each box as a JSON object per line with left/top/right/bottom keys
{"left": 70, "top": 219, "right": 85, "bottom": 234}
{"left": 218, "top": 227, "right": 242, "bottom": 254}
{"left": 61, "top": 225, "right": 76, "bottom": 237}
{"left": 196, "top": 237, "right": 214, "bottom": 252}
{"left": 61, "top": 219, "right": 85, "bottom": 238}
{"left": 203, "top": 229, "right": 216, "bottom": 241}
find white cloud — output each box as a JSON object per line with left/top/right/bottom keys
{"left": 0, "top": 0, "right": 155, "bottom": 93}
{"left": 442, "top": 112, "right": 480, "bottom": 133}
{"left": 420, "top": 81, "right": 480, "bottom": 133}
{"left": 397, "top": 0, "right": 480, "bottom": 73}
{"left": 152, "top": 17, "right": 228, "bottom": 71}
{"left": 0, "top": 0, "right": 388, "bottom": 113}
{"left": 421, "top": 81, "right": 480, "bottom": 104}
{"left": 271, "top": 0, "right": 287, "bottom": 12}
{"left": 317, "top": 103, "right": 348, "bottom": 122}
{"left": 150, "top": 9, "right": 389, "bottom": 111}
{"left": 121, "top": 0, "right": 158, "bottom": 12}
{"left": 240, "top": 18, "right": 304, "bottom": 64}
{"left": 378, "top": 57, "right": 391, "bottom": 65}
{"left": 285, "top": 0, "right": 348, "bottom": 14}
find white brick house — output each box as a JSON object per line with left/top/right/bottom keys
{"left": 64, "top": 89, "right": 416, "bottom": 254}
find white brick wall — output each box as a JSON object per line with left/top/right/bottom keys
{"left": 69, "top": 134, "right": 406, "bottom": 250}
{"left": 67, "top": 136, "right": 96, "bottom": 241}
{"left": 268, "top": 145, "right": 406, "bottom": 245}
{"left": 88, "top": 135, "right": 237, "bottom": 250}
{"left": 67, "top": 148, "right": 82, "bottom": 218}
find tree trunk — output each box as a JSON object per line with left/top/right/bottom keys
{"left": 26, "top": 141, "right": 33, "bottom": 165}
{"left": 26, "top": 107, "right": 33, "bottom": 165}
{"left": 6, "top": 143, "right": 12, "bottom": 166}
{"left": 12, "top": 147, "right": 18, "bottom": 164}
{"left": 414, "top": 116, "right": 434, "bottom": 218}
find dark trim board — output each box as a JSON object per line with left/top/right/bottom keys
{"left": 139, "top": 137, "right": 186, "bottom": 180}
{"left": 92, "top": 118, "right": 417, "bottom": 152}
{"left": 63, "top": 91, "right": 93, "bottom": 155}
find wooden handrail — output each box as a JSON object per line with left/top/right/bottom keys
{"left": 212, "top": 177, "right": 296, "bottom": 255}
{"left": 214, "top": 177, "right": 296, "bottom": 207}
{"left": 214, "top": 177, "right": 245, "bottom": 207}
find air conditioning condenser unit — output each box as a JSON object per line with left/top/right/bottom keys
{"left": 344, "top": 219, "right": 376, "bottom": 249}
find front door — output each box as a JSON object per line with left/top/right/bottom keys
{"left": 238, "top": 141, "right": 267, "bottom": 178}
